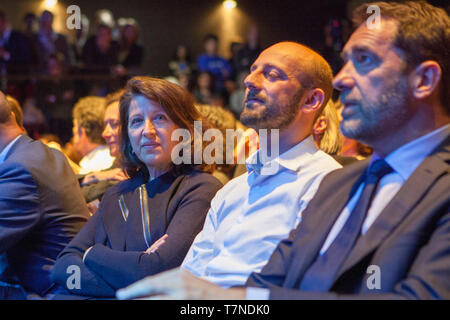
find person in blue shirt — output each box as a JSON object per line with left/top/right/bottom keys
{"left": 197, "top": 34, "right": 232, "bottom": 91}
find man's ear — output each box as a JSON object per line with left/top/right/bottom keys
{"left": 301, "top": 88, "right": 325, "bottom": 114}
{"left": 78, "top": 126, "right": 85, "bottom": 138}
{"left": 313, "top": 115, "right": 327, "bottom": 136}
{"left": 410, "top": 60, "right": 442, "bottom": 100}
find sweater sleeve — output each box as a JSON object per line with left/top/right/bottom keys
{"left": 83, "top": 175, "right": 222, "bottom": 290}
{"left": 50, "top": 205, "right": 116, "bottom": 297}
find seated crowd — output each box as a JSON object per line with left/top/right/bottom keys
{"left": 0, "top": 1, "right": 449, "bottom": 300}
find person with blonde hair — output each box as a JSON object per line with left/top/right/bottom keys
{"left": 313, "top": 99, "right": 344, "bottom": 156}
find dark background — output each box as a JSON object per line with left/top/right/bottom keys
{"left": 1, "top": 0, "right": 449, "bottom": 76}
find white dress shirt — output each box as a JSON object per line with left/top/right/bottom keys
{"left": 78, "top": 145, "right": 115, "bottom": 174}
{"left": 182, "top": 135, "right": 342, "bottom": 288}
{"left": 0, "top": 135, "right": 22, "bottom": 166}
{"left": 247, "top": 123, "right": 450, "bottom": 299}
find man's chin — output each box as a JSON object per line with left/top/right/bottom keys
{"left": 240, "top": 113, "right": 261, "bottom": 129}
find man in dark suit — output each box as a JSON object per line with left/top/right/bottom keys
{"left": 0, "top": 90, "right": 90, "bottom": 299}
{"left": 116, "top": 1, "right": 450, "bottom": 300}
{"left": 0, "top": 11, "right": 32, "bottom": 74}
{"left": 33, "top": 10, "right": 70, "bottom": 73}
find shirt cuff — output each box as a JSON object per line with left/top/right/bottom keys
{"left": 246, "top": 287, "right": 270, "bottom": 300}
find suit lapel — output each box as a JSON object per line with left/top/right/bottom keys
{"left": 284, "top": 160, "right": 369, "bottom": 287}
{"left": 338, "top": 137, "right": 450, "bottom": 279}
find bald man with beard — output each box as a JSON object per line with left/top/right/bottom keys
{"left": 116, "top": 41, "right": 342, "bottom": 298}
{"left": 0, "top": 91, "right": 89, "bottom": 299}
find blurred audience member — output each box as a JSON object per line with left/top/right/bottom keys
{"left": 195, "top": 104, "right": 238, "bottom": 184}
{"left": 22, "top": 13, "right": 38, "bottom": 70}
{"left": 36, "top": 54, "right": 75, "bottom": 143}
{"left": 193, "top": 71, "right": 214, "bottom": 105}
{"left": 0, "top": 11, "right": 32, "bottom": 74}
{"left": 80, "top": 89, "right": 127, "bottom": 206}
{"left": 197, "top": 34, "right": 232, "bottom": 91}
{"left": 116, "top": 18, "right": 143, "bottom": 76}
{"left": 235, "top": 25, "right": 261, "bottom": 74}
{"left": 177, "top": 72, "right": 194, "bottom": 92}
{"left": 229, "top": 71, "right": 248, "bottom": 117}
{"left": 23, "top": 13, "right": 37, "bottom": 37}
{"left": 313, "top": 99, "right": 344, "bottom": 156}
{"left": 228, "top": 39, "right": 244, "bottom": 80}
{"left": 82, "top": 23, "right": 119, "bottom": 75}
{"left": 72, "top": 96, "right": 115, "bottom": 174}
{"left": 70, "top": 14, "right": 90, "bottom": 67}
{"left": 169, "top": 44, "right": 193, "bottom": 77}
{"left": 34, "top": 10, "right": 70, "bottom": 73}
{"left": 81, "top": 23, "right": 120, "bottom": 95}
{"left": 0, "top": 91, "right": 89, "bottom": 299}
{"left": 21, "top": 98, "right": 46, "bottom": 139}
{"left": 322, "top": 17, "right": 351, "bottom": 74}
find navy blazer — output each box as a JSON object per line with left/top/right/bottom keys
{"left": 1, "top": 30, "right": 32, "bottom": 73}
{"left": 0, "top": 135, "right": 90, "bottom": 298}
{"left": 246, "top": 135, "right": 450, "bottom": 299}
{"left": 51, "top": 167, "right": 222, "bottom": 298}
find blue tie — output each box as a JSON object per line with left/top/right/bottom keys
{"left": 299, "top": 159, "right": 393, "bottom": 292}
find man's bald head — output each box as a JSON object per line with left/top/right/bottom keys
{"left": 0, "top": 91, "right": 12, "bottom": 124}
{"left": 263, "top": 42, "right": 334, "bottom": 112}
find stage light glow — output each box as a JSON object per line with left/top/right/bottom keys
{"left": 45, "top": 0, "right": 57, "bottom": 7}
{"left": 223, "top": 0, "right": 237, "bottom": 10}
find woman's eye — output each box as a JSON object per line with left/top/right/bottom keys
{"left": 154, "top": 114, "right": 166, "bottom": 121}
{"left": 129, "top": 118, "right": 142, "bottom": 127}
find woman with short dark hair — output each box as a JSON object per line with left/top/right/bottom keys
{"left": 50, "top": 77, "right": 222, "bottom": 298}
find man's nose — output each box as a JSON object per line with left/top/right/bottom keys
{"left": 244, "top": 71, "right": 261, "bottom": 91}
{"left": 333, "top": 62, "right": 355, "bottom": 92}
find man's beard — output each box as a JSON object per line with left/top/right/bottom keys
{"left": 240, "top": 90, "right": 303, "bottom": 131}
{"left": 340, "top": 77, "right": 410, "bottom": 144}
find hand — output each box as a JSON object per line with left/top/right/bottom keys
{"left": 144, "top": 234, "right": 168, "bottom": 254}
{"left": 116, "top": 268, "right": 246, "bottom": 300}
{"left": 81, "top": 168, "right": 127, "bottom": 186}
{"left": 86, "top": 199, "right": 100, "bottom": 215}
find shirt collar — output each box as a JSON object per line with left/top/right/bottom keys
{"left": 0, "top": 135, "right": 22, "bottom": 165}
{"left": 246, "top": 135, "right": 319, "bottom": 175}
{"left": 372, "top": 124, "right": 450, "bottom": 181}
